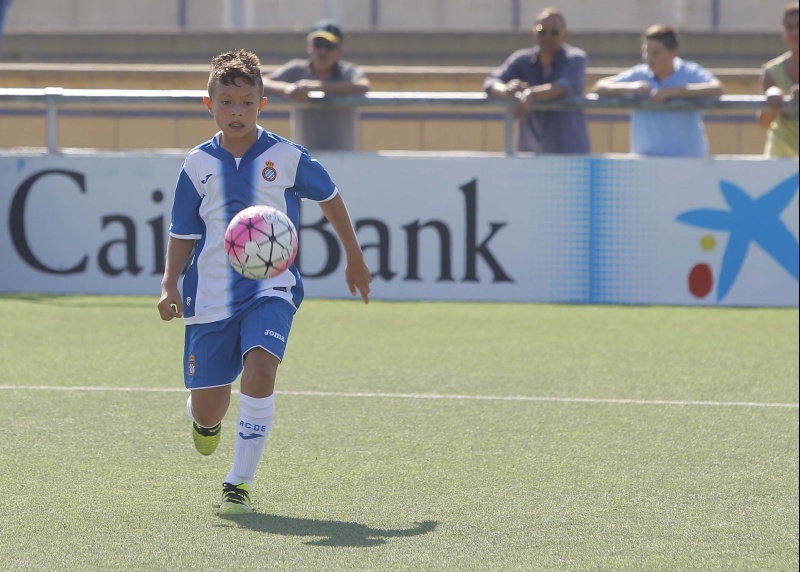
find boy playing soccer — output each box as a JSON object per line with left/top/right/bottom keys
{"left": 157, "top": 49, "right": 371, "bottom": 515}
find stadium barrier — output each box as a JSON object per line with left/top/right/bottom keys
{"left": 0, "top": 87, "right": 797, "bottom": 155}
{"left": 0, "top": 151, "right": 797, "bottom": 307}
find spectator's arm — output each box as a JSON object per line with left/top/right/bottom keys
{"left": 525, "top": 82, "right": 567, "bottom": 102}
{"left": 758, "top": 70, "right": 781, "bottom": 129}
{"left": 592, "top": 78, "right": 652, "bottom": 96}
{"left": 486, "top": 79, "right": 529, "bottom": 99}
{"left": 651, "top": 79, "right": 725, "bottom": 103}
{"left": 317, "top": 77, "right": 371, "bottom": 95}
{"left": 262, "top": 76, "right": 299, "bottom": 97}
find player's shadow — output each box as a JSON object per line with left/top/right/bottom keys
{"left": 217, "top": 513, "right": 437, "bottom": 547}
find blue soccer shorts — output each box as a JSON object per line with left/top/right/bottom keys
{"left": 182, "top": 296, "right": 296, "bottom": 390}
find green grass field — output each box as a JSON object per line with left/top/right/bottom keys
{"left": 0, "top": 294, "right": 797, "bottom": 571}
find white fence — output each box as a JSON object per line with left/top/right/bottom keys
{"left": 1, "top": 87, "right": 797, "bottom": 155}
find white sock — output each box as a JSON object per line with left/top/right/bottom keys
{"left": 186, "top": 395, "right": 199, "bottom": 424}
{"left": 186, "top": 395, "right": 217, "bottom": 428}
{"left": 225, "top": 393, "right": 275, "bottom": 487}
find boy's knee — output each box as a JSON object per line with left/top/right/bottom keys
{"left": 243, "top": 348, "right": 279, "bottom": 384}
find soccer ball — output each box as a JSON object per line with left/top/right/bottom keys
{"left": 224, "top": 205, "right": 298, "bottom": 280}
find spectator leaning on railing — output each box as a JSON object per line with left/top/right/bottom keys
{"left": 262, "top": 20, "right": 371, "bottom": 151}
{"left": 757, "top": 2, "right": 799, "bottom": 158}
{"left": 0, "top": 0, "right": 14, "bottom": 54}
{"left": 592, "top": 24, "right": 725, "bottom": 157}
{"left": 483, "top": 6, "right": 590, "bottom": 154}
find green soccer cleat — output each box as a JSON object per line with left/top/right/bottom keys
{"left": 219, "top": 482, "right": 253, "bottom": 515}
{"left": 192, "top": 421, "right": 221, "bottom": 456}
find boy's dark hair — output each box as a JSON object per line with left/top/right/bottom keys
{"left": 785, "top": 2, "right": 799, "bottom": 22}
{"left": 207, "top": 49, "right": 263, "bottom": 95}
{"left": 643, "top": 24, "right": 679, "bottom": 52}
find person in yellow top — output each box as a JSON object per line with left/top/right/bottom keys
{"left": 758, "top": 2, "right": 799, "bottom": 157}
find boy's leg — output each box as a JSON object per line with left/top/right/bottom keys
{"left": 183, "top": 318, "right": 242, "bottom": 456}
{"left": 224, "top": 351, "right": 278, "bottom": 485}
{"left": 220, "top": 297, "right": 294, "bottom": 514}
{"left": 187, "top": 387, "right": 229, "bottom": 456}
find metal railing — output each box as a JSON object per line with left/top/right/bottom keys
{"left": 0, "top": 86, "right": 797, "bottom": 155}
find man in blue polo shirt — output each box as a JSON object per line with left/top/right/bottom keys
{"left": 483, "top": 7, "right": 590, "bottom": 154}
{"left": 592, "top": 24, "right": 725, "bottom": 157}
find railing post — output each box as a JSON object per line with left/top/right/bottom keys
{"left": 44, "top": 87, "right": 63, "bottom": 154}
{"left": 504, "top": 101, "right": 515, "bottom": 156}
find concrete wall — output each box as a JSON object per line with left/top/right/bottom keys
{"left": 2, "top": 0, "right": 791, "bottom": 33}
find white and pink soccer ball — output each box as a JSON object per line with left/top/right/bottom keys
{"left": 224, "top": 205, "right": 298, "bottom": 280}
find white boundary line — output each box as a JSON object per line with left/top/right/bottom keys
{"left": 0, "top": 385, "right": 797, "bottom": 409}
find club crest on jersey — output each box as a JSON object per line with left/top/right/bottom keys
{"left": 188, "top": 355, "right": 196, "bottom": 377}
{"left": 262, "top": 161, "right": 277, "bottom": 182}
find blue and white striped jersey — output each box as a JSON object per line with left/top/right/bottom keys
{"left": 169, "top": 126, "right": 337, "bottom": 324}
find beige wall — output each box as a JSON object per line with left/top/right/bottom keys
{"left": 0, "top": 108, "right": 770, "bottom": 156}
{"left": 3, "top": 0, "right": 790, "bottom": 32}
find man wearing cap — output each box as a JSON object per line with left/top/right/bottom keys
{"left": 263, "top": 20, "right": 371, "bottom": 151}
{"left": 483, "top": 7, "right": 590, "bottom": 154}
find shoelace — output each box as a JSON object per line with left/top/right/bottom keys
{"left": 222, "top": 483, "right": 249, "bottom": 505}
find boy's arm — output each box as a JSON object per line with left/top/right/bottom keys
{"left": 318, "top": 193, "right": 372, "bottom": 304}
{"left": 157, "top": 236, "right": 196, "bottom": 320}
{"left": 592, "top": 78, "right": 652, "bottom": 96}
{"left": 651, "top": 79, "right": 725, "bottom": 103}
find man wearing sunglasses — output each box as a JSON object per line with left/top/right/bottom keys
{"left": 483, "top": 7, "right": 590, "bottom": 154}
{"left": 263, "top": 20, "right": 371, "bottom": 151}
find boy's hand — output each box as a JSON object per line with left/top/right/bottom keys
{"left": 157, "top": 286, "right": 183, "bottom": 320}
{"left": 345, "top": 258, "right": 372, "bottom": 304}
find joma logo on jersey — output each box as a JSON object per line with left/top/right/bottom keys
{"left": 263, "top": 329, "right": 285, "bottom": 342}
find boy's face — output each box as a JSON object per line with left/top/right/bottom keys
{"left": 203, "top": 79, "right": 267, "bottom": 149}
{"left": 642, "top": 38, "right": 676, "bottom": 77}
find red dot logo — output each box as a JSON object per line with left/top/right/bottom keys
{"left": 688, "top": 264, "right": 713, "bottom": 298}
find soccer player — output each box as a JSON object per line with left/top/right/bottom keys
{"left": 157, "top": 49, "right": 372, "bottom": 515}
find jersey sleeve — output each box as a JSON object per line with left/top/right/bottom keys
{"left": 293, "top": 151, "right": 338, "bottom": 202}
{"left": 169, "top": 168, "right": 204, "bottom": 239}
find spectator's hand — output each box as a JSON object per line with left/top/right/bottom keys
{"left": 651, "top": 87, "right": 679, "bottom": 104}
{"left": 632, "top": 81, "right": 652, "bottom": 97}
{"left": 514, "top": 88, "right": 533, "bottom": 119}
{"left": 285, "top": 80, "right": 323, "bottom": 102}
{"left": 765, "top": 86, "right": 786, "bottom": 111}
{"left": 505, "top": 79, "right": 530, "bottom": 98}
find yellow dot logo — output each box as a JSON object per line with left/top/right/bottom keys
{"left": 700, "top": 235, "right": 716, "bottom": 251}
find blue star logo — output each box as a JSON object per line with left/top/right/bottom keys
{"left": 676, "top": 173, "right": 799, "bottom": 302}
